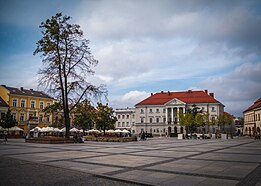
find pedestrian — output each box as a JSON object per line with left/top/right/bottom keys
{"left": 4, "top": 131, "right": 7, "bottom": 144}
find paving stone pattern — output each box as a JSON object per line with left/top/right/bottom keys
{"left": 0, "top": 137, "right": 260, "bottom": 186}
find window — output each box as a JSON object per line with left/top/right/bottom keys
{"left": 149, "top": 109, "right": 153, "bottom": 113}
{"left": 118, "top": 115, "right": 121, "bottom": 119}
{"left": 21, "top": 100, "right": 25, "bottom": 108}
{"left": 40, "top": 102, "right": 44, "bottom": 109}
{"left": 12, "top": 99, "right": 17, "bottom": 107}
{"left": 150, "top": 118, "right": 153, "bottom": 123}
{"left": 156, "top": 108, "right": 160, "bottom": 113}
{"left": 20, "top": 113, "right": 24, "bottom": 121}
{"left": 39, "top": 115, "right": 43, "bottom": 123}
{"left": 157, "top": 128, "right": 159, "bottom": 133}
{"left": 163, "top": 118, "right": 166, "bottom": 123}
{"left": 202, "top": 107, "right": 204, "bottom": 111}
{"left": 163, "top": 109, "right": 166, "bottom": 113}
{"left": 212, "top": 117, "right": 215, "bottom": 123}
{"left": 31, "top": 101, "right": 35, "bottom": 108}
{"left": 122, "top": 122, "right": 125, "bottom": 127}
{"left": 141, "top": 109, "right": 144, "bottom": 114}
{"left": 46, "top": 115, "right": 50, "bottom": 123}
{"left": 126, "top": 122, "right": 129, "bottom": 127}
{"left": 141, "top": 118, "right": 144, "bottom": 123}
{"left": 156, "top": 118, "right": 159, "bottom": 123}
{"left": 122, "top": 115, "right": 125, "bottom": 119}
{"left": 118, "top": 122, "right": 120, "bottom": 127}
{"left": 132, "top": 114, "right": 135, "bottom": 119}
{"left": 127, "top": 115, "right": 129, "bottom": 119}
{"left": 46, "top": 102, "right": 50, "bottom": 107}
{"left": 211, "top": 107, "right": 215, "bottom": 111}
{"left": 12, "top": 113, "right": 16, "bottom": 121}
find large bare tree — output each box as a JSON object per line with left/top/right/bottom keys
{"left": 34, "top": 13, "right": 107, "bottom": 138}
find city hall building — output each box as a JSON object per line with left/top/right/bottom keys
{"left": 115, "top": 90, "right": 224, "bottom": 135}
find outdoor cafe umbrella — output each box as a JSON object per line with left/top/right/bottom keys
{"left": 87, "top": 129, "right": 100, "bottom": 133}
{"left": 114, "top": 129, "right": 122, "bottom": 133}
{"left": 30, "top": 126, "right": 42, "bottom": 132}
{"left": 122, "top": 129, "right": 130, "bottom": 133}
{"left": 70, "top": 127, "right": 79, "bottom": 132}
{"left": 8, "top": 126, "right": 24, "bottom": 131}
{"left": 53, "top": 128, "right": 61, "bottom": 132}
{"left": 106, "top": 129, "right": 115, "bottom": 133}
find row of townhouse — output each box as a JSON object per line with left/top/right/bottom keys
{"left": 243, "top": 98, "right": 261, "bottom": 136}
{"left": 115, "top": 90, "right": 225, "bottom": 135}
{"left": 0, "top": 85, "right": 55, "bottom": 133}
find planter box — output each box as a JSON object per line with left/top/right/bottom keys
{"left": 178, "top": 134, "right": 184, "bottom": 139}
{"left": 26, "top": 138, "right": 74, "bottom": 144}
{"left": 221, "top": 133, "right": 228, "bottom": 139}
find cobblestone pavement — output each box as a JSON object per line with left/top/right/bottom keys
{"left": 0, "top": 137, "right": 260, "bottom": 186}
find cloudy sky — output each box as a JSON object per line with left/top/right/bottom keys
{"left": 1, "top": 0, "right": 261, "bottom": 117}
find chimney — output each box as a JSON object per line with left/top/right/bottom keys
{"left": 1, "top": 84, "right": 6, "bottom": 87}
{"left": 30, "top": 89, "right": 33, "bottom": 91}
{"left": 151, "top": 93, "right": 153, "bottom": 96}
{"left": 209, "top": 93, "right": 214, "bottom": 98}
{"left": 20, "top": 87, "right": 24, "bottom": 91}
{"left": 188, "top": 90, "right": 192, "bottom": 93}
{"left": 168, "top": 91, "right": 171, "bottom": 95}
{"left": 161, "top": 91, "right": 164, "bottom": 93}
{"left": 205, "top": 89, "right": 208, "bottom": 94}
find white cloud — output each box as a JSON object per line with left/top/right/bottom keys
{"left": 200, "top": 62, "right": 261, "bottom": 116}
{"left": 110, "top": 90, "right": 150, "bottom": 108}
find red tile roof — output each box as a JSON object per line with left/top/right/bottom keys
{"left": 244, "top": 98, "right": 261, "bottom": 113}
{"left": 136, "top": 90, "right": 221, "bottom": 106}
{"left": 224, "top": 112, "right": 234, "bottom": 118}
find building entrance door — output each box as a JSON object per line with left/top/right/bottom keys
{"left": 168, "top": 127, "right": 171, "bottom": 136}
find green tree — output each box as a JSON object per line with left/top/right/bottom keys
{"left": 203, "top": 112, "right": 211, "bottom": 133}
{"left": 195, "top": 113, "right": 204, "bottom": 127}
{"left": 74, "top": 100, "right": 96, "bottom": 133}
{"left": 0, "top": 109, "right": 17, "bottom": 130}
{"left": 34, "top": 13, "right": 107, "bottom": 138}
{"left": 186, "top": 104, "right": 201, "bottom": 133}
{"left": 95, "top": 103, "right": 117, "bottom": 135}
{"left": 43, "top": 102, "right": 63, "bottom": 128}
{"left": 179, "top": 112, "right": 193, "bottom": 134}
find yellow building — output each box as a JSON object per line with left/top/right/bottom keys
{"left": 243, "top": 98, "right": 261, "bottom": 136}
{"left": 0, "top": 85, "right": 55, "bottom": 133}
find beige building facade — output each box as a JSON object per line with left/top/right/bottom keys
{"left": 244, "top": 98, "right": 261, "bottom": 136}
{"left": 0, "top": 85, "right": 55, "bottom": 133}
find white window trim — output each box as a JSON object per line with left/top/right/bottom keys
{"left": 12, "top": 99, "right": 17, "bottom": 107}
{"left": 30, "top": 100, "right": 36, "bottom": 109}
{"left": 20, "top": 99, "right": 26, "bottom": 108}
{"left": 39, "top": 101, "right": 44, "bottom": 109}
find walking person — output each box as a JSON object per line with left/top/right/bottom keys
{"left": 4, "top": 131, "right": 7, "bottom": 144}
